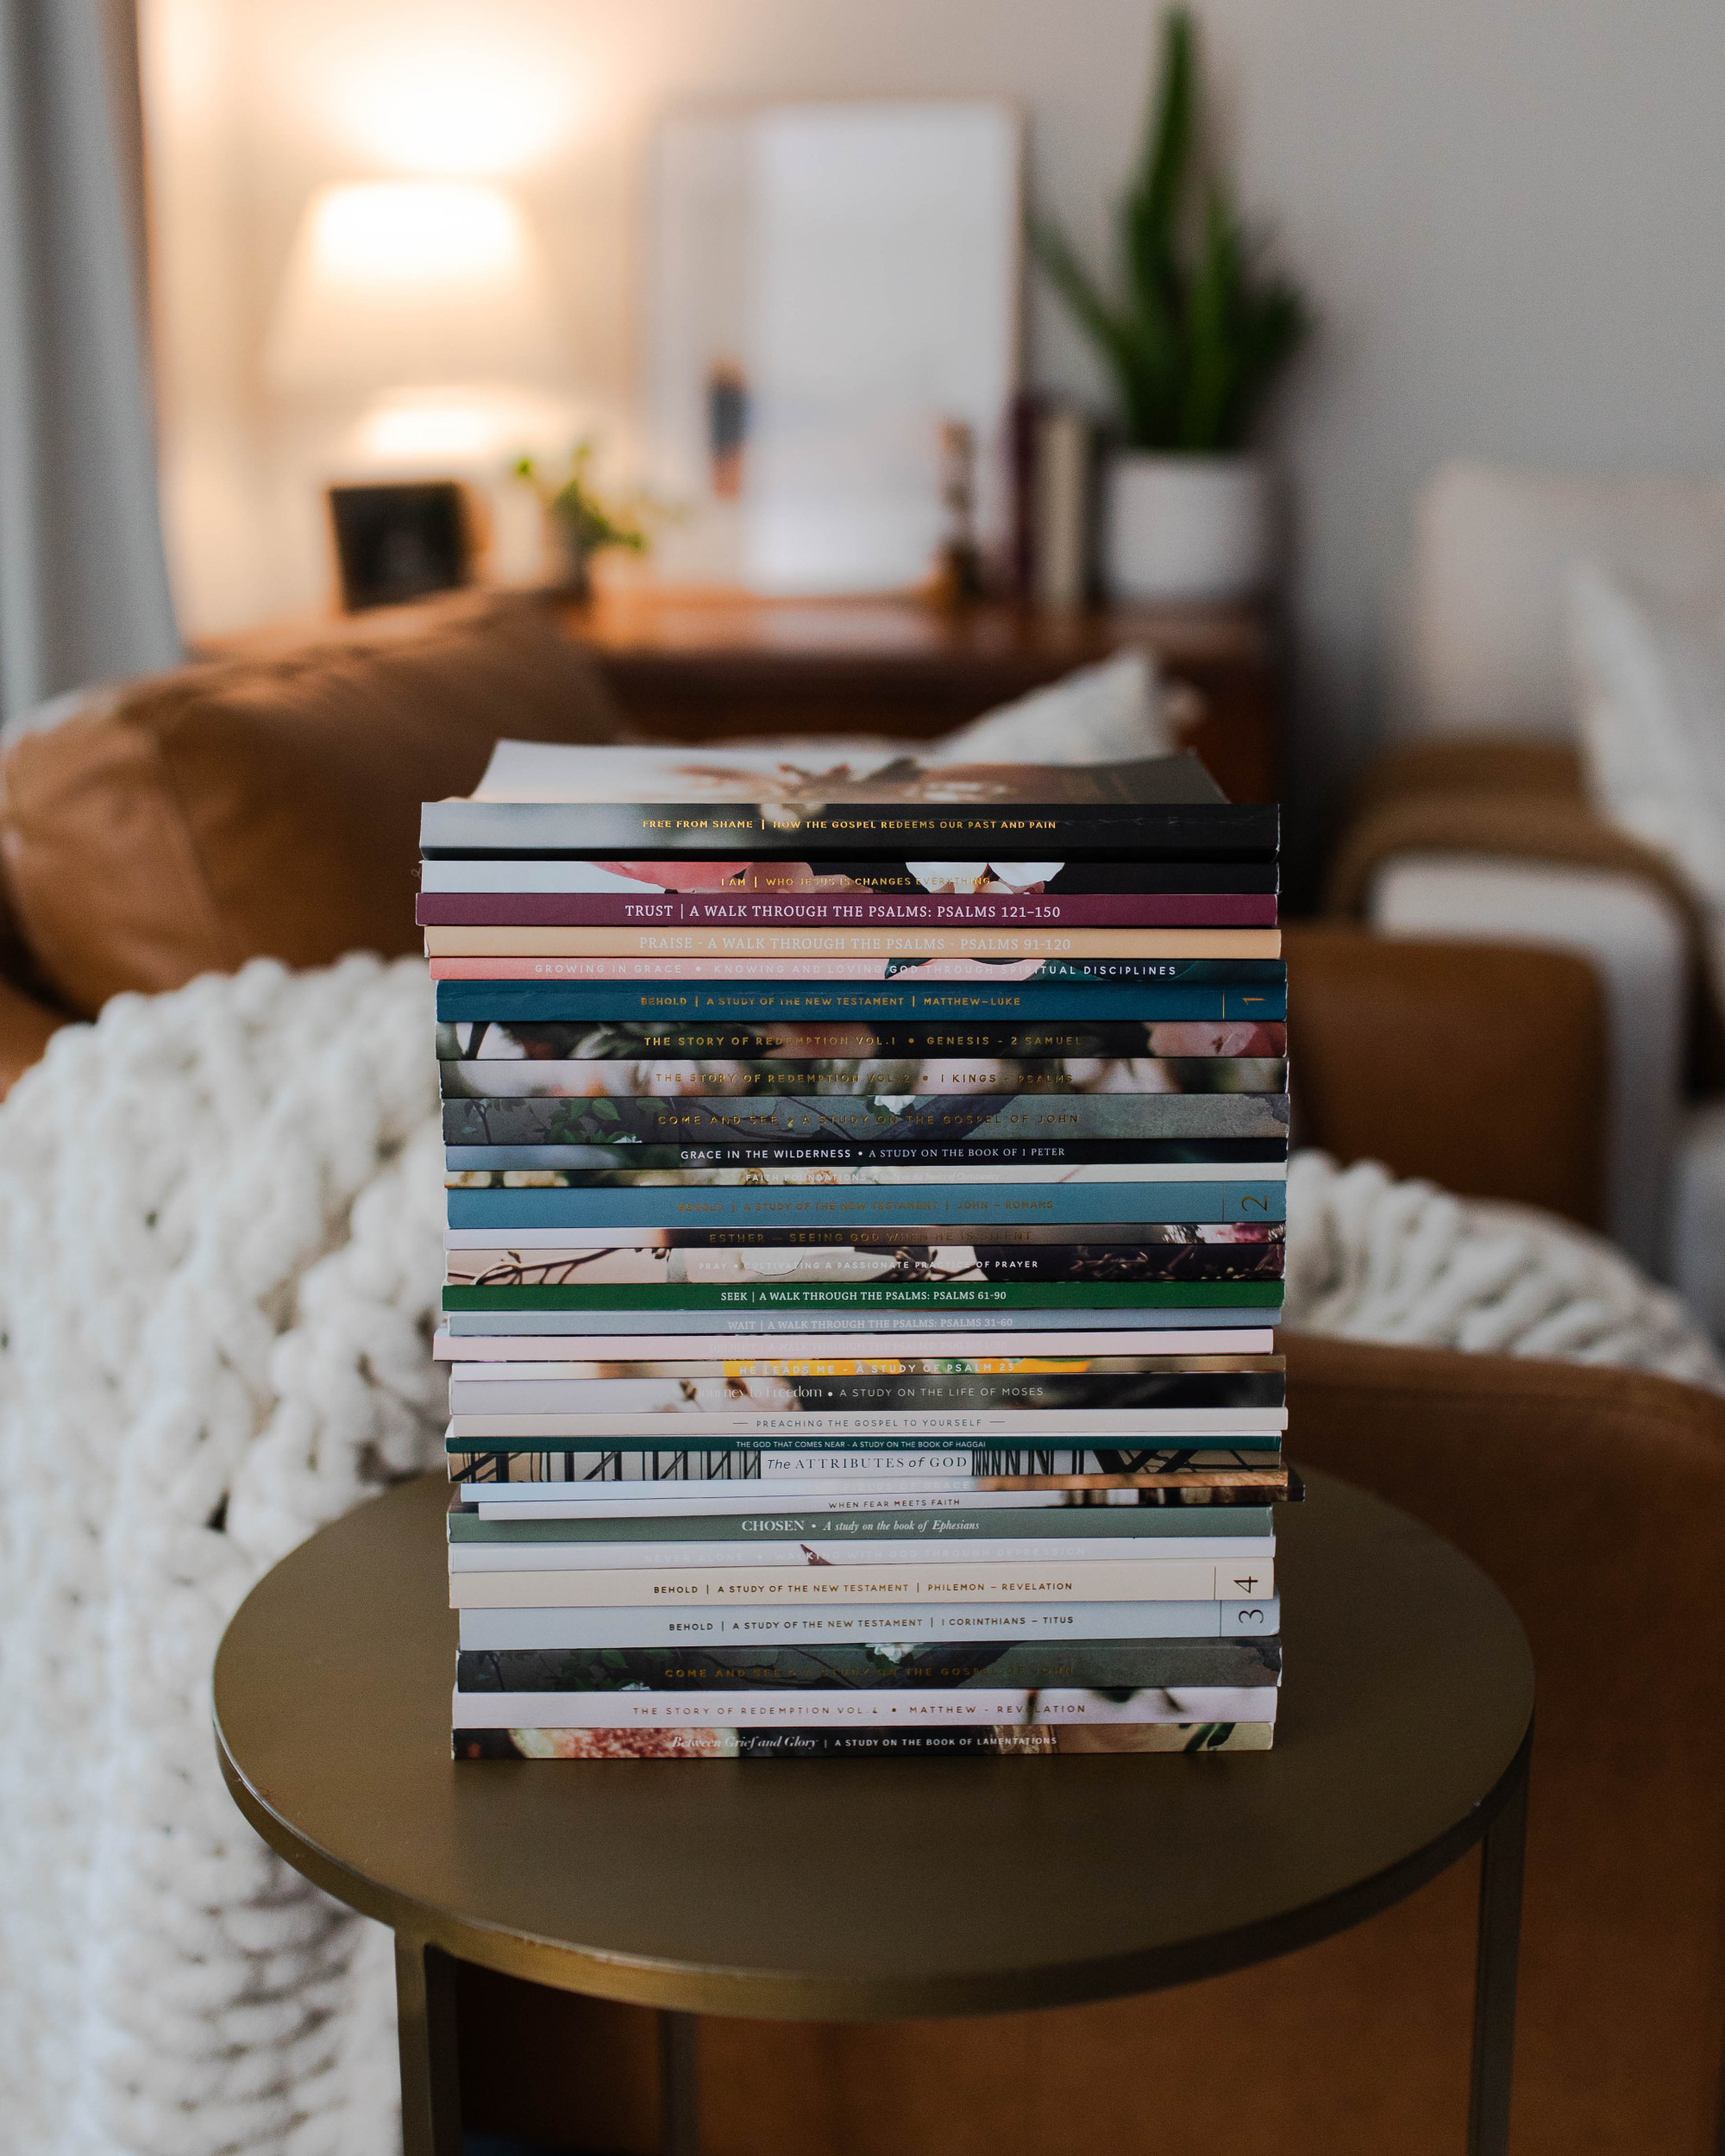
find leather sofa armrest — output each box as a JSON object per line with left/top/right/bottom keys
{"left": 1284, "top": 1332, "right": 1725, "bottom": 2155}
{"left": 0, "top": 973, "right": 68, "bottom": 1096}
{"left": 1284, "top": 921, "right": 1607, "bottom": 1226}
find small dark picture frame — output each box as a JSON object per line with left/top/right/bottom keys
{"left": 328, "top": 481, "right": 472, "bottom": 612}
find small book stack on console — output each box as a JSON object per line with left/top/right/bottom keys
{"left": 420, "top": 739, "right": 1289, "bottom": 1760}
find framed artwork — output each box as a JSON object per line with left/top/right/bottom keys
{"left": 327, "top": 481, "right": 472, "bottom": 611}
{"left": 647, "top": 99, "right": 1021, "bottom": 597}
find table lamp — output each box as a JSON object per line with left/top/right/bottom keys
{"left": 264, "top": 179, "right": 561, "bottom": 399}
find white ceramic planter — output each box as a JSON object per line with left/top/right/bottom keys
{"left": 1103, "top": 453, "right": 1273, "bottom": 605}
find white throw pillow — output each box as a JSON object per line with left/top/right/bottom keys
{"left": 483, "top": 647, "right": 1180, "bottom": 800}
{"left": 931, "top": 649, "right": 1173, "bottom": 765}
{"left": 1568, "top": 562, "right": 1725, "bottom": 996}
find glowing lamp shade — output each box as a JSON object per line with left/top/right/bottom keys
{"left": 265, "top": 180, "right": 561, "bottom": 395}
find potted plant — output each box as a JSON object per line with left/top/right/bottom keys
{"left": 1033, "top": 8, "right": 1310, "bottom": 605}
{"left": 511, "top": 441, "right": 652, "bottom": 599}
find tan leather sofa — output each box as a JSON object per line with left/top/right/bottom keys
{"left": 1, "top": 599, "right": 1713, "bottom": 2149}
{"left": 0, "top": 594, "right": 619, "bottom": 1088}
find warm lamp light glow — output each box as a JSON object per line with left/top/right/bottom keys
{"left": 348, "top": 385, "right": 580, "bottom": 467}
{"left": 264, "top": 180, "right": 561, "bottom": 396}
{"left": 329, "top": 37, "right": 579, "bottom": 179}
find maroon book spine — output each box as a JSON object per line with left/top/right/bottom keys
{"left": 417, "top": 892, "right": 1277, "bottom": 929}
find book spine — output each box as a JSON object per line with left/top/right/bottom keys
{"left": 446, "top": 1556, "right": 1276, "bottom": 1607}
{"left": 442, "top": 1093, "right": 1289, "bottom": 1147}
{"left": 445, "top": 1248, "right": 1284, "bottom": 1289}
{"left": 465, "top": 1479, "right": 1289, "bottom": 1512}
{"left": 418, "top": 893, "right": 1280, "bottom": 929}
{"left": 446, "top": 1432, "right": 1285, "bottom": 1457}
{"left": 418, "top": 858, "right": 1283, "bottom": 896}
{"left": 443, "top": 1314, "right": 1272, "bottom": 1345}
{"left": 436, "top": 979, "right": 1288, "bottom": 1025}
{"left": 447, "top": 1533, "right": 1273, "bottom": 1572}
{"left": 423, "top": 926, "right": 1283, "bottom": 960}
{"left": 430, "top": 956, "right": 1283, "bottom": 985}
{"left": 446, "top": 1407, "right": 1288, "bottom": 1442}
{"left": 441, "top": 1021, "right": 1289, "bottom": 1059}
{"left": 455, "top": 1594, "right": 1283, "bottom": 1648}
{"left": 447, "top": 1178, "right": 1288, "bottom": 1232}
{"left": 442, "top": 1311, "right": 1275, "bottom": 1342}
{"left": 419, "top": 799, "right": 1280, "bottom": 858}
{"left": 447, "top": 1352, "right": 1282, "bottom": 1376}
{"left": 448, "top": 1371, "right": 1285, "bottom": 1410}
{"left": 448, "top": 1141, "right": 1287, "bottom": 1175}
{"left": 444, "top": 1222, "right": 1283, "bottom": 1253}
{"left": 435, "top": 1326, "right": 1277, "bottom": 1359}
{"left": 451, "top": 1686, "right": 1279, "bottom": 1728}
{"left": 455, "top": 1637, "right": 1281, "bottom": 1690}
{"left": 448, "top": 1503, "right": 1276, "bottom": 1545}
{"left": 442, "top": 1284, "right": 1283, "bottom": 1315}
{"left": 439, "top": 1057, "right": 1289, "bottom": 1100}
{"left": 453, "top": 1721, "right": 1274, "bottom": 1758}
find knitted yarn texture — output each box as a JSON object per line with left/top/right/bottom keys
{"left": 0, "top": 954, "right": 444, "bottom": 2156}
{"left": 1282, "top": 1150, "right": 1725, "bottom": 1391}
{"left": 2, "top": 956, "right": 1722, "bottom": 2156}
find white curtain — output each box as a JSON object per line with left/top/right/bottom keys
{"left": 0, "top": 0, "right": 180, "bottom": 729}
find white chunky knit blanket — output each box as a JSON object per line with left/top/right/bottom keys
{"left": 1, "top": 954, "right": 1719, "bottom": 2156}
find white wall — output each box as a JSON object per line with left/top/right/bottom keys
{"left": 141, "top": 0, "right": 1725, "bottom": 815}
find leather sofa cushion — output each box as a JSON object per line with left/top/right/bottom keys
{"left": 1326, "top": 735, "right": 1725, "bottom": 1088}
{"left": 1285, "top": 923, "right": 1608, "bottom": 1226}
{"left": 0, "top": 596, "right": 621, "bottom": 1017}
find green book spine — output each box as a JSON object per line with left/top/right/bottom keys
{"left": 442, "top": 1281, "right": 1283, "bottom": 1313}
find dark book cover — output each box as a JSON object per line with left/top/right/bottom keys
{"left": 437, "top": 1055, "right": 1288, "bottom": 1100}
{"left": 455, "top": 1637, "right": 1281, "bottom": 1693}
{"left": 447, "top": 1369, "right": 1285, "bottom": 1419}
{"left": 448, "top": 1138, "right": 1287, "bottom": 1174}
{"left": 446, "top": 1239, "right": 1284, "bottom": 1290}
{"left": 422, "top": 857, "right": 1282, "bottom": 897}
{"left": 453, "top": 1721, "right": 1269, "bottom": 1758}
{"left": 422, "top": 752, "right": 1277, "bottom": 859}
{"left": 442, "top": 1091, "right": 1289, "bottom": 1149}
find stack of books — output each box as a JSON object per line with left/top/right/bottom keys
{"left": 420, "top": 741, "right": 1289, "bottom": 1761}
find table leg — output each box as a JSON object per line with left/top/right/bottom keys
{"left": 658, "top": 2009, "right": 701, "bottom": 2156}
{"left": 1466, "top": 1744, "right": 1529, "bottom": 2156}
{"left": 396, "top": 1935, "right": 463, "bottom": 2156}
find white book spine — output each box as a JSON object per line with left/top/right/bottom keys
{"left": 447, "top": 1408, "right": 1288, "bottom": 1441}
{"left": 447, "top": 1558, "right": 1276, "bottom": 1608}
{"left": 456, "top": 1595, "right": 1282, "bottom": 1648}
{"left": 451, "top": 1686, "right": 1278, "bottom": 1729}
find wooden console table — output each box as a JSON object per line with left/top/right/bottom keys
{"left": 197, "top": 588, "right": 1279, "bottom": 805}
{"left": 559, "top": 591, "right": 1279, "bottom": 805}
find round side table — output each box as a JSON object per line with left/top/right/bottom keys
{"left": 214, "top": 1468, "right": 1533, "bottom": 2156}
